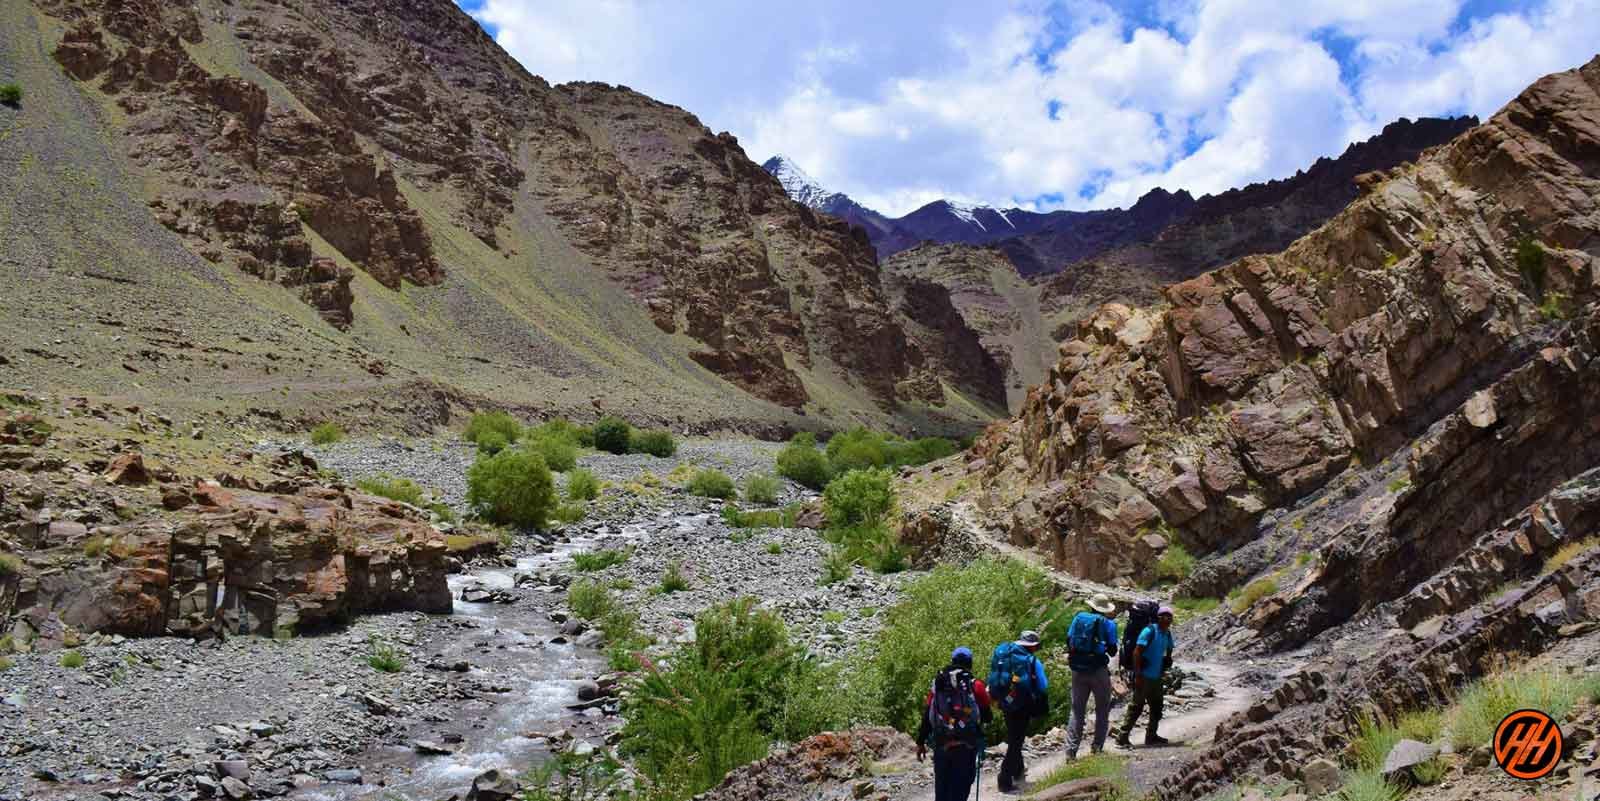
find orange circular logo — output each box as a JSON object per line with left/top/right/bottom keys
{"left": 1494, "top": 709, "right": 1563, "bottom": 780}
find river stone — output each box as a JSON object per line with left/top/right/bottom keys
{"left": 324, "top": 768, "right": 363, "bottom": 784}
{"left": 1382, "top": 739, "right": 1440, "bottom": 778}
{"left": 220, "top": 776, "right": 252, "bottom": 800}
{"left": 467, "top": 768, "right": 520, "bottom": 801}
{"left": 215, "top": 760, "right": 250, "bottom": 781}
{"left": 1301, "top": 758, "right": 1341, "bottom": 796}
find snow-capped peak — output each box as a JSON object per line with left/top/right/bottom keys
{"left": 944, "top": 201, "right": 987, "bottom": 232}
{"left": 762, "top": 155, "right": 834, "bottom": 209}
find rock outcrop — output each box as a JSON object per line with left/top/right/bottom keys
{"left": 700, "top": 727, "right": 916, "bottom": 801}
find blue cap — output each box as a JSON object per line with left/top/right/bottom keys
{"left": 951, "top": 646, "right": 973, "bottom": 665}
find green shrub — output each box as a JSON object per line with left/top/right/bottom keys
{"left": 572, "top": 548, "right": 630, "bottom": 572}
{"left": 553, "top": 503, "right": 586, "bottom": 523}
{"left": 465, "top": 447, "right": 555, "bottom": 529}
{"left": 819, "top": 550, "right": 852, "bottom": 586}
{"left": 521, "top": 431, "right": 578, "bottom": 473}
{"left": 895, "top": 437, "right": 961, "bottom": 467}
{"left": 599, "top": 605, "right": 654, "bottom": 673}
{"left": 464, "top": 411, "right": 522, "bottom": 448}
{"left": 822, "top": 522, "right": 908, "bottom": 574}
{"left": 309, "top": 422, "right": 344, "bottom": 445}
{"left": 354, "top": 473, "right": 426, "bottom": 506}
{"left": 475, "top": 429, "right": 511, "bottom": 455}
{"left": 1171, "top": 596, "right": 1220, "bottom": 615}
{"left": 1228, "top": 577, "right": 1279, "bottom": 614}
{"left": 1337, "top": 769, "right": 1403, "bottom": 801}
{"left": 630, "top": 429, "right": 678, "bottom": 457}
{"left": 0, "top": 84, "right": 20, "bottom": 107}
{"left": 530, "top": 418, "right": 585, "bottom": 446}
{"left": 775, "top": 433, "right": 831, "bottom": 490}
{"left": 1155, "top": 542, "right": 1195, "bottom": 584}
{"left": 0, "top": 656, "right": 12, "bottom": 671}
{"left": 659, "top": 561, "right": 690, "bottom": 593}
{"left": 566, "top": 468, "right": 601, "bottom": 501}
{"left": 825, "top": 428, "right": 888, "bottom": 473}
{"left": 687, "top": 469, "right": 736, "bottom": 499}
{"left": 722, "top": 503, "right": 801, "bottom": 529}
{"left": 765, "top": 542, "right": 782, "bottom": 555}
{"left": 823, "top": 468, "right": 894, "bottom": 527}
{"left": 367, "top": 637, "right": 404, "bottom": 673}
{"left": 1030, "top": 753, "right": 1127, "bottom": 795}
{"left": 741, "top": 474, "right": 782, "bottom": 505}
{"left": 569, "top": 580, "right": 614, "bottom": 621}
{"left": 0, "top": 552, "right": 20, "bottom": 577}
{"left": 1350, "top": 708, "right": 1442, "bottom": 771}
{"left": 1448, "top": 667, "right": 1596, "bottom": 750}
{"left": 592, "top": 416, "right": 632, "bottom": 454}
{"left": 60, "top": 649, "right": 84, "bottom": 669}
{"left": 1517, "top": 236, "right": 1547, "bottom": 295}
{"left": 426, "top": 502, "right": 457, "bottom": 522}
{"left": 518, "top": 750, "right": 631, "bottom": 801}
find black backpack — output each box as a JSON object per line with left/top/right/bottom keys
{"left": 1119, "top": 599, "right": 1160, "bottom": 673}
{"left": 928, "top": 667, "right": 982, "bottom": 747}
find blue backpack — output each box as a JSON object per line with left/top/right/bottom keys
{"left": 987, "top": 642, "right": 1038, "bottom": 712}
{"left": 1066, "top": 612, "right": 1110, "bottom": 671}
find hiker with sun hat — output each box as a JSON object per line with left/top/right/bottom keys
{"left": 1063, "top": 593, "right": 1119, "bottom": 758}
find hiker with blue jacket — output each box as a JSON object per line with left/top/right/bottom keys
{"left": 1063, "top": 593, "right": 1119, "bottom": 758}
{"left": 1116, "top": 605, "right": 1175, "bottom": 748}
{"left": 989, "top": 630, "right": 1048, "bottom": 793}
{"left": 917, "top": 647, "right": 993, "bottom": 801}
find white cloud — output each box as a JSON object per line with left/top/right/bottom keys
{"left": 463, "top": 0, "right": 1600, "bottom": 216}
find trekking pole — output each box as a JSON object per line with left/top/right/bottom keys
{"left": 975, "top": 749, "right": 981, "bottom": 801}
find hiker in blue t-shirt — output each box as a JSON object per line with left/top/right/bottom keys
{"left": 1063, "top": 593, "right": 1119, "bottom": 758}
{"left": 1116, "top": 605, "right": 1175, "bottom": 748}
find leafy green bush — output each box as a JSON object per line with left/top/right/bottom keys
{"left": 775, "top": 433, "right": 831, "bottom": 490}
{"left": 309, "top": 422, "right": 344, "bottom": 445}
{"left": 765, "top": 542, "right": 782, "bottom": 555}
{"left": 0, "top": 552, "right": 20, "bottom": 577}
{"left": 687, "top": 469, "right": 736, "bottom": 499}
{"left": 60, "top": 649, "right": 84, "bottom": 669}
{"left": 741, "top": 474, "right": 782, "bottom": 505}
{"left": 367, "top": 637, "right": 404, "bottom": 673}
{"left": 722, "top": 504, "right": 801, "bottom": 529}
{"left": 553, "top": 503, "right": 587, "bottom": 523}
{"left": 826, "top": 428, "right": 889, "bottom": 473}
{"left": 819, "top": 550, "right": 852, "bottom": 586}
{"left": 630, "top": 429, "right": 678, "bottom": 457}
{"left": 1448, "top": 667, "right": 1596, "bottom": 750}
{"left": 822, "top": 523, "right": 908, "bottom": 574}
{"left": 569, "top": 580, "right": 614, "bottom": 620}
{"left": 465, "top": 447, "right": 555, "bottom": 529}
{"left": 1155, "top": 542, "right": 1195, "bottom": 584}
{"left": 572, "top": 548, "right": 630, "bottom": 572}
{"left": 0, "top": 84, "right": 21, "bottom": 107}
{"left": 566, "top": 468, "right": 601, "bottom": 501}
{"left": 518, "top": 750, "right": 631, "bottom": 801}
{"left": 475, "top": 429, "right": 511, "bottom": 455}
{"left": 530, "top": 418, "right": 585, "bottom": 446}
{"left": 658, "top": 561, "right": 690, "bottom": 593}
{"left": 523, "top": 430, "right": 578, "bottom": 472}
{"left": 593, "top": 416, "right": 632, "bottom": 454}
{"left": 354, "top": 473, "right": 426, "bottom": 506}
{"left": 823, "top": 468, "right": 894, "bottom": 527}
{"left": 464, "top": 411, "right": 522, "bottom": 448}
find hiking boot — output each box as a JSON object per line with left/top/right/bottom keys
{"left": 1145, "top": 733, "right": 1171, "bottom": 746}
{"left": 1114, "top": 734, "right": 1132, "bottom": 749}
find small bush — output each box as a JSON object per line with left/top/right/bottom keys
{"left": 354, "top": 473, "right": 426, "bottom": 506}
{"left": 775, "top": 433, "right": 831, "bottom": 490}
{"left": 741, "top": 474, "right": 782, "bottom": 505}
{"left": 0, "top": 84, "right": 20, "bottom": 107}
{"left": 530, "top": 418, "right": 585, "bottom": 446}
{"left": 566, "top": 468, "right": 601, "bottom": 501}
{"left": 309, "top": 422, "right": 344, "bottom": 445}
{"left": 630, "top": 429, "right": 678, "bottom": 457}
{"left": 1349, "top": 708, "right": 1442, "bottom": 770}
{"left": 819, "top": 550, "right": 852, "bottom": 586}
{"left": 0, "top": 552, "right": 22, "bottom": 577}
{"left": 572, "top": 548, "right": 630, "bottom": 572}
{"left": 475, "top": 429, "right": 511, "bottom": 455}
{"left": 895, "top": 437, "right": 961, "bottom": 467}
{"left": 1448, "top": 667, "right": 1596, "bottom": 750}
{"left": 722, "top": 504, "right": 801, "bottom": 529}
{"left": 464, "top": 411, "right": 522, "bottom": 448}
{"left": 1228, "top": 577, "right": 1279, "bottom": 614}
{"left": 523, "top": 430, "right": 578, "bottom": 472}
{"left": 1517, "top": 236, "right": 1547, "bottom": 294}
{"left": 1542, "top": 536, "right": 1598, "bottom": 574}
{"left": 659, "top": 561, "right": 691, "bottom": 593}
{"left": 465, "top": 448, "right": 556, "bottom": 529}
{"left": 552, "top": 503, "right": 586, "bottom": 524}
{"left": 569, "top": 580, "right": 614, "bottom": 620}
{"left": 60, "top": 649, "right": 84, "bottom": 669}
{"left": 1171, "top": 595, "right": 1220, "bottom": 615}
{"left": 765, "top": 542, "right": 782, "bottom": 555}
{"left": 0, "top": 656, "right": 12, "bottom": 671}
{"left": 592, "top": 416, "right": 632, "bottom": 454}
{"left": 1337, "top": 770, "right": 1403, "bottom": 801}
{"left": 1155, "top": 542, "right": 1195, "bottom": 584}
{"left": 687, "top": 469, "right": 736, "bottom": 499}
{"left": 823, "top": 522, "right": 908, "bottom": 574}
{"left": 426, "top": 501, "right": 457, "bottom": 523}
{"left": 367, "top": 637, "right": 404, "bottom": 673}
{"left": 823, "top": 468, "right": 894, "bottom": 528}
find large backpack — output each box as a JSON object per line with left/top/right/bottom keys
{"left": 1066, "top": 611, "right": 1108, "bottom": 671}
{"left": 1119, "top": 599, "right": 1160, "bottom": 673}
{"left": 928, "top": 667, "right": 982, "bottom": 747}
{"left": 987, "top": 642, "right": 1038, "bottom": 712}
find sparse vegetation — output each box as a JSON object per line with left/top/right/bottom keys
{"left": 566, "top": 468, "right": 601, "bottom": 501}
{"left": 0, "top": 552, "right": 22, "bottom": 577}
{"left": 354, "top": 473, "right": 426, "bottom": 506}
{"left": 630, "top": 429, "right": 678, "bottom": 457}
{"left": 568, "top": 580, "right": 614, "bottom": 620}
{"left": 686, "top": 468, "right": 736, "bottom": 499}
{"left": 572, "top": 548, "right": 631, "bottom": 572}
{"left": 765, "top": 542, "right": 782, "bottom": 555}
{"left": 367, "top": 636, "right": 405, "bottom": 673}
{"left": 1386, "top": 475, "right": 1411, "bottom": 493}
{"left": 465, "top": 447, "right": 556, "bottom": 529}
{"left": 1448, "top": 666, "right": 1598, "bottom": 750}
{"left": 1029, "top": 753, "right": 1129, "bottom": 796}
{"left": 1349, "top": 708, "right": 1442, "bottom": 771}
{"left": 309, "top": 422, "right": 344, "bottom": 445}
{"left": 464, "top": 411, "right": 522, "bottom": 450}
{"left": 0, "top": 84, "right": 21, "bottom": 107}
{"left": 1543, "top": 536, "right": 1598, "bottom": 574}
{"left": 1228, "top": 577, "right": 1279, "bottom": 614}
{"left": 1336, "top": 769, "right": 1403, "bottom": 801}
{"left": 0, "top": 656, "right": 12, "bottom": 671}
{"left": 1155, "top": 542, "right": 1195, "bottom": 584}
{"left": 1171, "top": 595, "right": 1220, "bottom": 615}
{"left": 775, "top": 433, "right": 832, "bottom": 490}
{"left": 1517, "top": 236, "right": 1547, "bottom": 295}
{"left": 592, "top": 416, "right": 632, "bottom": 455}
{"left": 721, "top": 504, "right": 801, "bottom": 529}
{"left": 658, "top": 561, "right": 691, "bottom": 593}
{"left": 60, "top": 649, "right": 84, "bottom": 669}
{"left": 741, "top": 473, "right": 781, "bottom": 505}
{"left": 819, "top": 550, "right": 852, "bottom": 585}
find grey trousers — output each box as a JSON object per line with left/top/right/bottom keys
{"left": 1063, "top": 666, "right": 1113, "bottom": 756}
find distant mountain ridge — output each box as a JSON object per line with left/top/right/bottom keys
{"left": 763, "top": 115, "right": 1476, "bottom": 277}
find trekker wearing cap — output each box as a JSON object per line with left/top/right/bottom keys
{"left": 988, "top": 630, "right": 1049, "bottom": 793}
{"left": 1116, "top": 605, "right": 1175, "bottom": 748}
{"left": 918, "top": 646, "right": 993, "bottom": 801}
{"left": 1063, "top": 593, "right": 1119, "bottom": 758}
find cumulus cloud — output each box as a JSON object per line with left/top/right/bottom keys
{"left": 460, "top": 0, "right": 1600, "bottom": 215}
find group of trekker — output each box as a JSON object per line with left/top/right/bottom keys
{"left": 916, "top": 594, "right": 1177, "bottom": 800}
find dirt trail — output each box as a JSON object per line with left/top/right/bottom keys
{"left": 893, "top": 662, "right": 1256, "bottom": 801}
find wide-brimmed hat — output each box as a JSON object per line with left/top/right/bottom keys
{"left": 1016, "top": 630, "right": 1042, "bottom": 648}
{"left": 1087, "top": 593, "right": 1116, "bottom": 614}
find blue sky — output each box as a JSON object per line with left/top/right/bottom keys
{"left": 455, "top": 0, "right": 1598, "bottom": 215}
